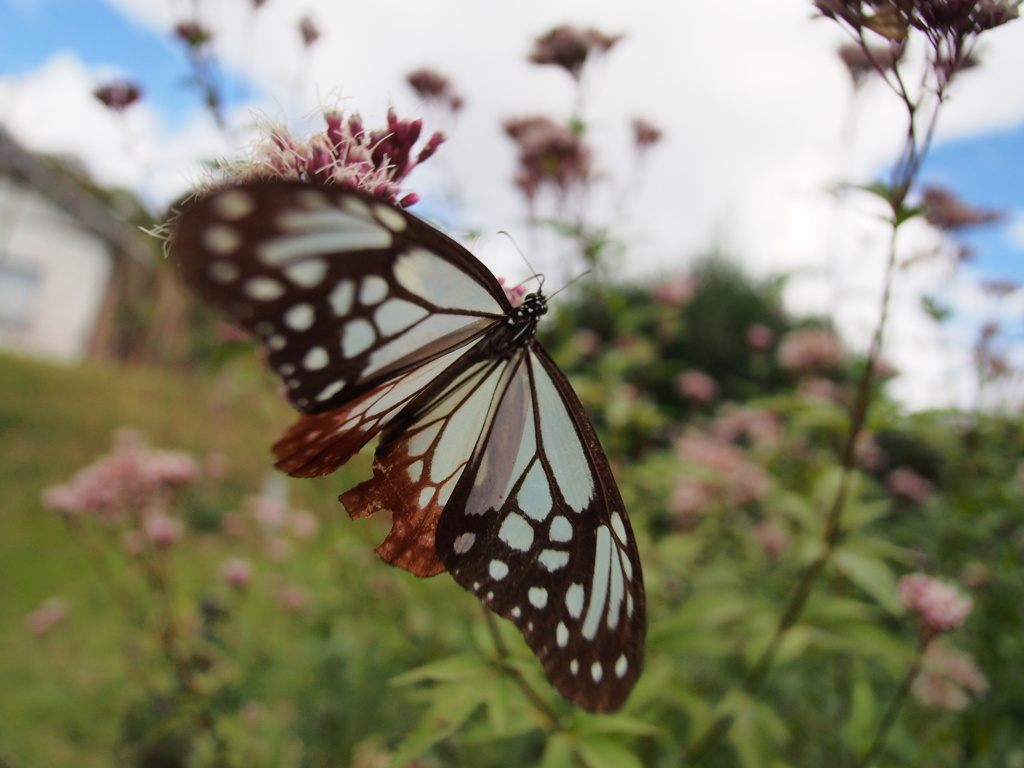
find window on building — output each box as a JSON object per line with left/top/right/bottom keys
{"left": 0, "top": 262, "right": 40, "bottom": 326}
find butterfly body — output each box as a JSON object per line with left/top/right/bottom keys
{"left": 173, "top": 181, "right": 644, "bottom": 711}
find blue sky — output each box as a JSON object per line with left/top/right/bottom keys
{"left": 1, "top": 0, "right": 255, "bottom": 131}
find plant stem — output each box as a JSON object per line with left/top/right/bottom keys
{"left": 482, "top": 609, "right": 561, "bottom": 728}
{"left": 856, "top": 638, "right": 930, "bottom": 768}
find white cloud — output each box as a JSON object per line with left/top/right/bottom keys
{"left": 5, "top": 0, "right": 1024, "bottom": 409}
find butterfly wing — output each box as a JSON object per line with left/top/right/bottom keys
{"left": 433, "top": 343, "right": 645, "bottom": 712}
{"left": 173, "top": 181, "right": 509, "bottom": 415}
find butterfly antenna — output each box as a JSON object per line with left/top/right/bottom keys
{"left": 548, "top": 270, "right": 592, "bottom": 300}
{"left": 497, "top": 231, "right": 544, "bottom": 292}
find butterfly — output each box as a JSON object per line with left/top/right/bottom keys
{"left": 172, "top": 180, "right": 645, "bottom": 712}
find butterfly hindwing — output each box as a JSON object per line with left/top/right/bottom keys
{"left": 173, "top": 180, "right": 645, "bottom": 712}
{"left": 435, "top": 345, "right": 645, "bottom": 712}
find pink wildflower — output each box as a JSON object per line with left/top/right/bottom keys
{"left": 94, "top": 80, "right": 142, "bottom": 112}
{"left": 670, "top": 481, "right": 715, "bottom": 529}
{"left": 753, "top": 521, "right": 790, "bottom": 557}
{"left": 631, "top": 117, "right": 662, "bottom": 151}
{"left": 899, "top": 573, "right": 973, "bottom": 634}
{"left": 674, "top": 370, "right": 719, "bottom": 405}
{"left": 887, "top": 467, "right": 935, "bottom": 504}
{"left": 287, "top": 509, "right": 321, "bottom": 541}
{"left": 778, "top": 327, "right": 847, "bottom": 373}
{"left": 222, "top": 558, "right": 254, "bottom": 590}
{"left": 504, "top": 116, "right": 592, "bottom": 202}
{"left": 711, "top": 405, "right": 783, "bottom": 446}
{"left": 497, "top": 277, "right": 527, "bottom": 308}
{"left": 651, "top": 275, "right": 697, "bottom": 307}
{"left": 529, "top": 25, "right": 622, "bottom": 79}
{"left": 745, "top": 323, "right": 774, "bottom": 351}
{"left": 676, "top": 430, "right": 770, "bottom": 506}
{"left": 407, "top": 68, "right": 463, "bottom": 112}
{"left": 25, "top": 598, "right": 69, "bottom": 636}
{"left": 174, "top": 20, "right": 213, "bottom": 48}
{"left": 276, "top": 583, "right": 309, "bottom": 614}
{"left": 912, "top": 641, "right": 989, "bottom": 710}
{"left": 248, "top": 494, "right": 287, "bottom": 530}
{"left": 143, "top": 512, "right": 183, "bottom": 548}
{"left": 219, "top": 109, "right": 444, "bottom": 208}
{"left": 298, "top": 16, "right": 321, "bottom": 47}
{"left": 924, "top": 187, "right": 1004, "bottom": 231}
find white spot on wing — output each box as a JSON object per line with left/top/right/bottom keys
{"left": 284, "top": 303, "right": 315, "bottom": 332}
{"left": 538, "top": 549, "right": 569, "bottom": 571}
{"left": 268, "top": 335, "right": 286, "bottom": 351}
{"left": 610, "top": 512, "right": 628, "bottom": 543}
{"left": 342, "top": 318, "right": 375, "bottom": 356}
{"left": 208, "top": 260, "right": 239, "bottom": 284}
{"left": 528, "top": 587, "right": 548, "bottom": 608}
{"left": 570, "top": 659, "right": 579, "bottom": 675}
{"left": 518, "top": 461, "right": 552, "bottom": 521}
{"left": 303, "top": 346, "right": 329, "bottom": 370}
{"left": 549, "top": 516, "right": 573, "bottom": 542}
{"left": 418, "top": 486, "right": 434, "bottom": 508}
{"left": 244, "top": 277, "right": 285, "bottom": 301}
{"left": 359, "top": 275, "right": 388, "bottom": 305}
{"left": 406, "top": 459, "right": 424, "bottom": 481}
{"left": 498, "top": 513, "right": 534, "bottom": 552}
{"left": 556, "top": 622, "right": 569, "bottom": 647}
{"left": 284, "top": 259, "right": 328, "bottom": 287}
{"left": 329, "top": 280, "right": 355, "bottom": 316}
{"left": 615, "top": 654, "right": 628, "bottom": 678}
{"left": 315, "top": 380, "right": 344, "bottom": 402}
{"left": 606, "top": 546, "right": 625, "bottom": 629}
{"left": 203, "top": 224, "right": 240, "bottom": 255}
{"left": 489, "top": 559, "right": 509, "bottom": 580}
{"left": 565, "top": 583, "right": 584, "bottom": 619}
{"left": 393, "top": 248, "right": 502, "bottom": 314}
{"left": 373, "top": 203, "right": 407, "bottom": 231}
{"left": 582, "top": 526, "right": 612, "bottom": 641}
{"left": 591, "top": 661, "right": 603, "bottom": 683}
{"left": 374, "top": 298, "right": 429, "bottom": 336}
{"left": 213, "top": 190, "right": 254, "bottom": 220}
{"left": 453, "top": 532, "right": 476, "bottom": 553}
{"left": 274, "top": 208, "right": 391, "bottom": 255}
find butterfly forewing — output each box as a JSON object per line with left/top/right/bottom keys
{"left": 172, "top": 180, "right": 645, "bottom": 712}
{"left": 174, "top": 182, "right": 507, "bottom": 413}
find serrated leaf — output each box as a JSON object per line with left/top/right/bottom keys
{"left": 389, "top": 653, "right": 489, "bottom": 687}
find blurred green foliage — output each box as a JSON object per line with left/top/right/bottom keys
{"left": 3, "top": 258, "right": 1023, "bottom": 768}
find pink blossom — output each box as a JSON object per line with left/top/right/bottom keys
{"left": 778, "top": 327, "right": 847, "bottom": 373}
{"left": 912, "top": 641, "right": 989, "bottom": 710}
{"left": 745, "top": 323, "right": 774, "bottom": 351}
{"left": 265, "top": 536, "right": 295, "bottom": 562}
{"left": 25, "top": 598, "right": 69, "bottom": 636}
{"left": 670, "top": 481, "right": 715, "bottom": 529}
{"left": 287, "top": 510, "right": 320, "bottom": 541}
{"left": 753, "top": 521, "right": 789, "bottom": 557}
{"left": 651, "top": 275, "right": 697, "bottom": 306}
{"left": 887, "top": 467, "right": 935, "bottom": 504}
{"left": 631, "top": 117, "right": 662, "bottom": 151}
{"left": 276, "top": 583, "right": 310, "bottom": 614}
{"left": 854, "top": 432, "right": 886, "bottom": 472}
{"left": 497, "top": 277, "right": 527, "bottom": 308}
{"left": 798, "top": 377, "right": 848, "bottom": 404}
{"left": 406, "top": 68, "right": 463, "bottom": 112}
{"left": 298, "top": 16, "right": 320, "bottom": 47}
{"left": 143, "top": 513, "right": 182, "bottom": 548}
{"left": 216, "top": 109, "right": 444, "bottom": 208}
{"left": 249, "top": 495, "right": 287, "bottom": 530}
{"left": 676, "top": 430, "right": 770, "bottom": 505}
{"left": 503, "top": 115, "right": 592, "bottom": 202}
{"left": 93, "top": 80, "right": 142, "bottom": 112}
{"left": 711, "top": 405, "right": 782, "bottom": 446}
{"left": 222, "top": 558, "right": 254, "bottom": 590}
{"left": 899, "top": 573, "right": 973, "bottom": 633}
{"left": 529, "top": 25, "right": 622, "bottom": 79}
{"left": 42, "top": 430, "right": 198, "bottom": 521}
{"left": 674, "top": 370, "right": 719, "bottom": 405}
{"left": 571, "top": 329, "right": 601, "bottom": 358}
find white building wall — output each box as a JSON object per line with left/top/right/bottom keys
{"left": 0, "top": 177, "right": 112, "bottom": 360}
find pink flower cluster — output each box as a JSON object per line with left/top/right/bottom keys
{"left": 504, "top": 116, "right": 592, "bottom": 202}
{"left": 225, "top": 109, "right": 445, "bottom": 208}
{"left": 43, "top": 429, "right": 199, "bottom": 522}
{"left": 912, "top": 641, "right": 989, "bottom": 710}
{"left": 529, "top": 24, "right": 622, "bottom": 80}
{"left": 498, "top": 277, "right": 527, "bottom": 308}
{"left": 651, "top": 275, "right": 698, "bottom": 307}
{"left": 24, "top": 597, "right": 69, "bottom": 636}
{"left": 674, "top": 370, "right": 719, "bottom": 405}
{"left": 898, "top": 573, "right": 973, "bottom": 634}
{"left": 778, "top": 327, "right": 847, "bottom": 374}
{"left": 672, "top": 430, "right": 771, "bottom": 527}
{"left": 887, "top": 467, "right": 936, "bottom": 504}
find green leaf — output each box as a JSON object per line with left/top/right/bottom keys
{"left": 576, "top": 736, "right": 645, "bottom": 768}
{"left": 387, "top": 687, "right": 483, "bottom": 768}
{"left": 831, "top": 548, "right": 901, "bottom": 613}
